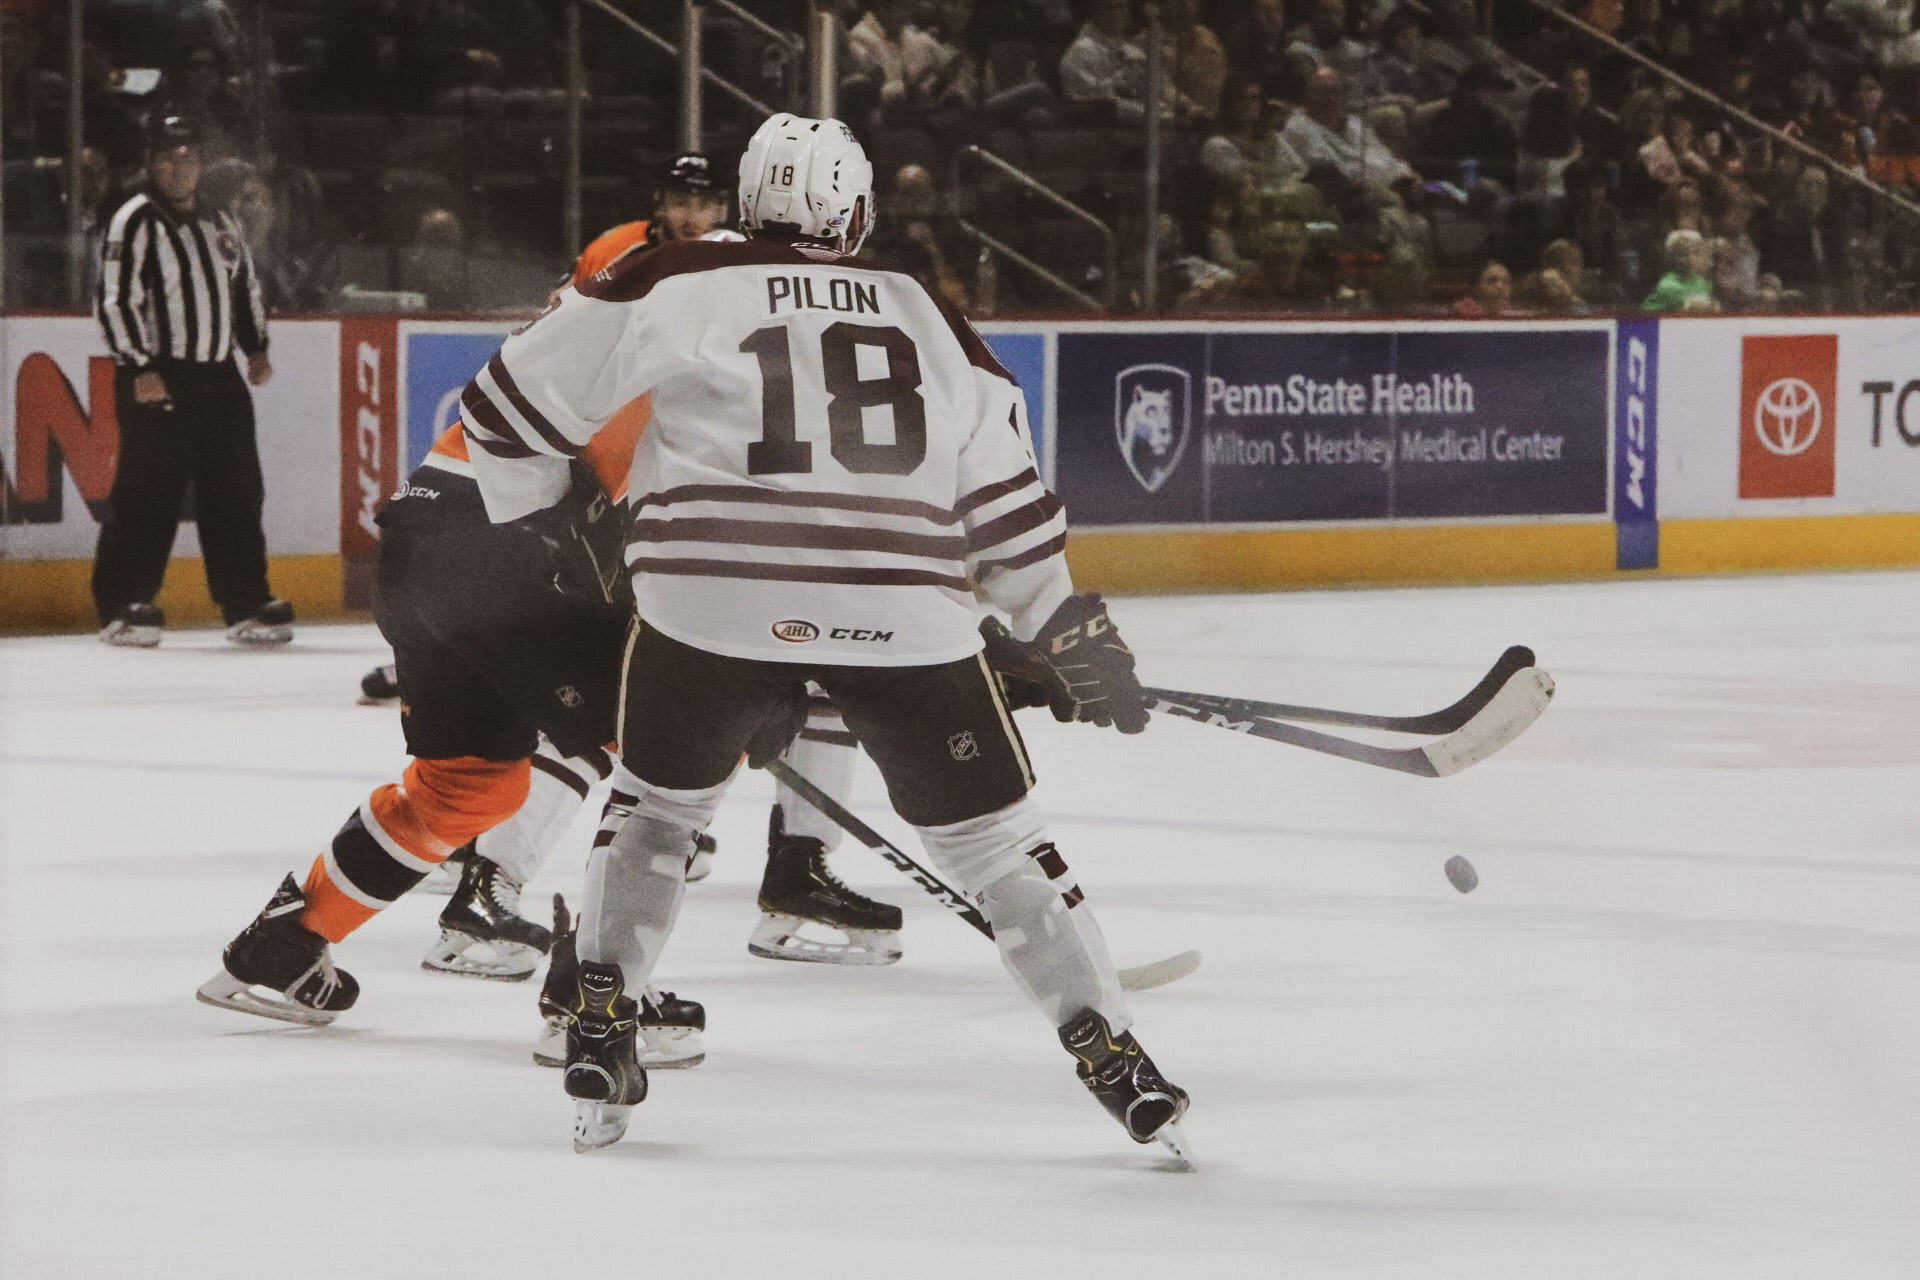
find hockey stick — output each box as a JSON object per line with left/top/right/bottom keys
{"left": 764, "top": 759, "right": 1200, "bottom": 993}
{"left": 1140, "top": 645, "right": 1534, "bottom": 736}
{"left": 1146, "top": 665, "right": 1555, "bottom": 778}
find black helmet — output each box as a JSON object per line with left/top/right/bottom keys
{"left": 149, "top": 115, "right": 202, "bottom": 154}
{"left": 658, "top": 153, "right": 718, "bottom": 195}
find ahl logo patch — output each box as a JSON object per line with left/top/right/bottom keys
{"left": 1114, "top": 363, "right": 1193, "bottom": 493}
{"left": 947, "top": 731, "right": 979, "bottom": 761}
{"left": 771, "top": 619, "right": 821, "bottom": 643}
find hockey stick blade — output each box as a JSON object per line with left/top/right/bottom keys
{"left": 1148, "top": 666, "right": 1554, "bottom": 777}
{"left": 763, "top": 760, "right": 1199, "bottom": 992}
{"left": 1140, "top": 645, "right": 1534, "bottom": 735}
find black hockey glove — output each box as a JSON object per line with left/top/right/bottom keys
{"left": 979, "top": 616, "right": 1076, "bottom": 720}
{"left": 516, "top": 461, "right": 629, "bottom": 605}
{"left": 1035, "top": 593, "right": 1150, "bottom": 733}
{"left": 745, "top": 684, "right": 813, "bottom": 770}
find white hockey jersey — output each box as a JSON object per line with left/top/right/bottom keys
{"left": 462, "top": 237, "right": 1072, "bottom": 666}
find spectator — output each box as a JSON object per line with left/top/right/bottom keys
{"left": 1453, "top": 259, "right": 1514, "bottom": 314}
{"left": 1282, "top": 67, "right": 1416, "bottom": 187}
{"left": 1419, "top": 0, "right": 1513, "bottom": 97}
{"left": 201, "top": 159, "right": 341, "bottom": 313}
{"left": 1517, "top": 84, "right": 1583, "bottom": 197}
{"left": 1061, "top": 0, "right": 1148, "bottom": 122}
{"left": 1162, "top": 0, "right": 1229, "bottom": 122}
{"left": 1226, "top": 0, "right": 1291, "bottom": 94}
{"left": 1760, "top": 164, "right": 1838, "bottom": 302}
{"left": 1217, "top": 219, "right": 1325, "bottom": 309}
{"left": 1642, "top": 228, "right": 1717, "bottom": 309}
{"left": 1566, "top": 161, "right": 1628, "bottom": 289}
{"left": 1639, "top": 110, "right": 1714, "bottom": 191}
{"left": 397, "top": 208, "right": 470, "bottom": 311}
{"left": 1208, "top": 177, "right": 1335, "bottom": 275}
{"left": 164, "top": 43, "right": 247, "bottom": 162}
{"left": 1838, "top": 73, "right": 1919, "bottom": 182}
{"left": 1421, "top": 62, "right": 1520, "bottom": 188}
{"left": 903, "top": 0, "right": 982, "bottom": 115}
{"left": 1288, "top": 0, "right": 1379, "bottom": 109}
{"left": 1823, "top": 0, "right": 1920, "bottom": 70}
{"left": 1710, "top": 193, "right": 1775, "bottom": 307}
{"left": 848, "top": 0, "right": 917, "bottom": 120}
{"left": 1369, "top": 9, "right": 1450, "bottom": 107}
{"left": 1201, "top": 77, "right": 1309, "bottom": 192}
{"left": 866, "top": 164, "right": 970, "bottom": 308}
{"left": 1518, "top": 265, "right": 1588, "bottom": 312}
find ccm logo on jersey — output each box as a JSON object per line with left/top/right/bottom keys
{"left": 770, "top": 620, "right": 895, "bottom": 644}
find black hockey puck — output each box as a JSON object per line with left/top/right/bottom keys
{"left": 1444, "top": 855, "right": 1479, "bottom": 894}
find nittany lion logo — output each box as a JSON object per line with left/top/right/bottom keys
{"left": 1114, "top": 363, "right": 1192, "bottom": 493}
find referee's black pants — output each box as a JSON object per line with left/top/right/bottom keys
{"left": 91, "top": 360, "right": 272, "bottom": 626}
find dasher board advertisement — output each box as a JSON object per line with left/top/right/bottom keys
{"left": 1049, "top": 322, "right": 1612, "bottom": 528}
{"left": 1658, "top": 316, "right": 1920, "bottom": 518}
{"left": 0, "top": 317, "right": 339, "bottom": 561}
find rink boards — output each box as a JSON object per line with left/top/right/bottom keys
{"left": 4, "top": 312, "right": 1920, "bottom": 627}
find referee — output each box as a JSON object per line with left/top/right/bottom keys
{"left": 93, "top": 116, "right": 293, "bottom": 648}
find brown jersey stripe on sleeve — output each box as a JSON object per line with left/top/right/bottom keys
{"left": 462, "top": 421, "right": 539, "bottom": 460}
{"left": 577, "top": 235, "right": 827, "bottom": 303}
{"left": 966, "top": 492, "right": 1063, "bottom": 554}
{"left": 629, "top": 516, "right": 969, "bottom": 559}
{"left": 974, "top": 531, "right": 1067, "bottom": 577}
{"left": 631, "top": 482, "right": 959, "bottom": 525}
{"left": 486, "top": 354, "right": 581, "bottom": 457}
{"left": 927, "top": 289, "right": 1015, "bottom": 383}
{"left": 956, "top": 468, "right": 1041, "bottom": 518}
{"left": 630, "top": 556, "right": 972, "bottom": 592}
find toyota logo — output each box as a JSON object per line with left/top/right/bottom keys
{"left": 1753, "top": 376, "right": 1822, "bottom": 456}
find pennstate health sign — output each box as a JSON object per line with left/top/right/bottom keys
{"left": 1052, "top": 324, "right": 1611, "bottom": 527}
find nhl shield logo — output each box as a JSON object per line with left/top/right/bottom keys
{"left": 1114, "top": 363, "right": 1192, "bottom": 493}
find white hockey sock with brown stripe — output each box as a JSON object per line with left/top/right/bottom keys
{"left": 477, "top": 737, "right": 610, "bottom": 885}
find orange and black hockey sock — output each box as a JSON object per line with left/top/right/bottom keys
{"left": 300, "top": 756, "right": 531, "bottom": 943}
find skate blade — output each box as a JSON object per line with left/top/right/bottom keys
{"left": 639, "top": 1025, "right": 705, "bottom": 1070}
{"left": 573, "top": 1101, "right": 633, "bottom": 1152}
{"left": 1154, "top": 1120, "right": 1196, "bottom": 1170}
{"left": 533, "top": 1020, "right": 567, "bottom": 1067}
{"left": 420, "top": 932, "right": 542, "bottom": 981}
{"left": 747, "top": 914, "right": 901, "bottom": 967}
{"left": 195, "top": 970, "right": 339, "bottom": 1027}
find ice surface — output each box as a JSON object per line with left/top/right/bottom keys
{"left": 4, "top": 572, "right": 1920, "bottom": 1278}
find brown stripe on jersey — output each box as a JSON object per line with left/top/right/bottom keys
{"left": 630, "top": 516, "right": 968, "bottom": 559}
{"left": 799, "top": 728, "right": 860, "bottom": 747}
{"left": 486, "top": 354, "right": 580, "bottom": 457}
{"left": 582, "top": 747, "right": 613, "bottom": 779}
{"left": 631, "top": 483, "right": 959, "bottom": 525}
{"left": 967, "top": 493, "right": 1063, "bottom": 554}
{"left": 975, "top": 531, "right": 1067, "bottom": 576}
{"left": 461, "top": 385, "right": 539, "bottom": 457}
{"left": 578, "top": 236, "right": 844, "bottom": 303}
{"left": 462, "top": 421, "right": 538, "bottom": 460}
{"left": 529, "top": 752, "right": 591, "bottom": 799}
{"left": 1061, "top": 886, "right": 1084, "bottom": 909}
{"left": 592, "top": 827, "right": 617, "bottom": 849}
{"left": 631, "top": 556, "right": 971, "bottom": 592}
{"left": 956, "top": 468, "right": 1040, "bottom": 518}
{"left": 927, "top": 289, "right": 1016, "bottom": 383}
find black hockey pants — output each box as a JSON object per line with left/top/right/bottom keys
{"left": 90, "top": 361, "right": 272, "bottom": 626}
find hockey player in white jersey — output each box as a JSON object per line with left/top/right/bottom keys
{"left": 461, "top": 113, "right": 1188, "bottom": 1159}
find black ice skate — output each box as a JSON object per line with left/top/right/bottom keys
{"left": 99, "top": 602, "right": 164, "bottom": 648}
{"left": 196, "top": 875, "right": 360, "bottom": 1027}
{"left": 534, "top": 895, "right": 705, "bottom": 1069}
{"left": 748, "top": 806, "right": 902, "bottom": 966}
{"left": 226, "top": 598, "right": 295, "bottom": 647}
{"left": 1059, "top": 1009, "right": 1193, "bottom": 1166}
{"left": 421, "top": 853, "right": 553, "bottom": 980}
{"left": 358, "top": 663, "right": 400, "bottom": 704}
{"left": 564, "top": 961, "right": 648, "bottom": 1152}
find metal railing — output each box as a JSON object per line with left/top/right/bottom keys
{"left": 578, "top": 0, "right": 781, "bottom": 120}
{"left": 948, "top": 145, "right": 1118, "bottom": 311}
{"left": 1519, "top": 0, "right": 1920, "bottom": 222}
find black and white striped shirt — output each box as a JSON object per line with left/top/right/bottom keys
{"left": 96, "top": 191, "right": 268, "bottom": 368}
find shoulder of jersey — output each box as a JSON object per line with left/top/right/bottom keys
{"left": 579, "top": 236, "right": 890, "bottom": 304}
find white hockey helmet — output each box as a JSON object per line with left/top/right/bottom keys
{"left": 737, "top": 114, "right": 875, "bottom": 255}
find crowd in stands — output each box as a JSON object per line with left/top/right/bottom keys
{"left": 2, "top": 0, "right": 1917, "bottom": 313}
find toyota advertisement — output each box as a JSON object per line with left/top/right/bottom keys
{"left": 1049, "top": 323, "right": 1612, "bottom": 528}
{"left": 1657, "top": 316, "right": 1920, "bottom": 518}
